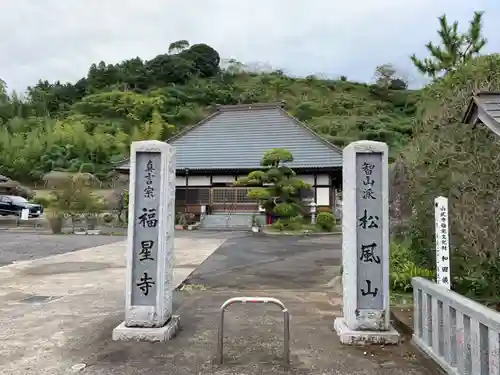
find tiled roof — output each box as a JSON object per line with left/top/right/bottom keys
{"left": 116, "top": 102, "right": 342, "bottom": 171}
{"left": 463, "top": 91, "right": 500, "bottom": 136}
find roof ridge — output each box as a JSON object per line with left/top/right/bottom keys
{"left": 216, "top": 102, "right": 285, "bottom": 112}
{"left": 474, "top": 91, "right": 500, "bottom": 96}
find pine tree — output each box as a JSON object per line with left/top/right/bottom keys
{"left": 410, "top": 11, "right": 487, "bottom": 78}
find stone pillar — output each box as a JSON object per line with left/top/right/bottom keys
{"left": 113, "top": 140, "right": 180, "bottom": 342}
{"left": 334, "top": 140, "right": 399, "bottom": 345}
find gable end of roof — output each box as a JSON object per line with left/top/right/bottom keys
{"left": 463, "top": 91, "right": 500, "bottom": 136}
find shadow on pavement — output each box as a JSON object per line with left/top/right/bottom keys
{"left": 185, "top": 234, "right": 342, "bottom": 290}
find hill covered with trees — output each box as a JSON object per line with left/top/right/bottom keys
{"left": 2, "top": 10, "right": 498, "bottom": 299}
{"left": 0, "top": 40, "right": 418, "bottom": 184}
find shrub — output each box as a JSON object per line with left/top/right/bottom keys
{"left": 32, "top": 195, "right": 52, "bottom": 208}
{"left": 390, "top": 241, "right": 434, "bottom": 293}
{"left": 186, "top": 213, "right": 196, "bottom": 225}
{"left": 118, "top": 190, "right": 129, "bottom": 224}
{"left": 270, "top": 216, "right": 303, "bottom": 232}
{"left": 316, "top": 212, "right": 335, "bottom": 232}
{"left": 101, "top": 213, "right": 115, "bottom": 224}
{"left": 175, "top": 212, "right": 196, "bottom": 227}
{"left": 274, "top": 202, "right": 300, "bottom": 218}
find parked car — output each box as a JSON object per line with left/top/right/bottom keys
{"left": 0, "top": 195, "right": 44, "bottom": 218}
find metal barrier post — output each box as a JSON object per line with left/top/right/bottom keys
{"left": 216, "top": 297, "right": 290, "bottom": 366}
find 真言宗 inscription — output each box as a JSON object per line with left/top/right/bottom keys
{"left": 131, "top": 153, "right": 161, "bottom": 306}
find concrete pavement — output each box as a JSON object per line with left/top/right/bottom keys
{"left": 0, "top": 235, "right": 226, "bottom": 375}
{"left": 0, "top": 233, "right": 442, "bottom": 375}
{"left": 0, "top": 232, "right": 125, "bottom": 266}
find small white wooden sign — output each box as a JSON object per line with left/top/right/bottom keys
{"left": 20, "top": 209, "right": 29, "bottom": 221}
{"left": 434, "top": 196, "right": 450, "bottom": 289}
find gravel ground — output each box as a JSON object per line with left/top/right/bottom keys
{"left": 0, "top": 232, "right": 125, "bottom": 266}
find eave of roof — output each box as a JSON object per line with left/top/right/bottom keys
{"left": 115, "top": 166, "right": 341, "bottom": 174}
{"left": 463, "top": 91, "right": 500, "bottom": 137}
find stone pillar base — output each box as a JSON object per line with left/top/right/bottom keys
{"left": 333, "top": 317, "right": 400, "bottom": 345}
{"left": 112, "top": 315, "right": 180, "bottom": 343}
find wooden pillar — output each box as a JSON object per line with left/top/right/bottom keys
{"left": 313, "top": 173, "right": 318, "bottom": 204}
{"left": 184, "top": 168, "right": 189, "bottom": 213}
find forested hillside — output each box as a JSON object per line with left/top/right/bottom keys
{"left": 0, "top": 40, "right": 418, "bottom": 184}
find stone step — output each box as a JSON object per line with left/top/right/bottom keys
{"left": 200, "top": 213, "right": 258, "bottom": 231}
{"left": 199, "top": 227, "right": 250, "bottom": 232}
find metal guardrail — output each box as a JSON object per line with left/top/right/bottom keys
{"left": 216, "top": 297, "right": 290, "bottom": 366}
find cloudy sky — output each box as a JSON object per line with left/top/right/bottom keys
{"left": 0, "top": 0, "right": 498, "bottom": 92}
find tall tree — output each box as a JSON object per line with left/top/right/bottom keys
{"left": 0, "top": 78, "right": 7, "bottom": 101}
{"left": 168, "top": 40, "right": 190, "bottom": 54}
{"left": 374, "top": 64, "right": 408, "bottom": 90}
{"left": 374, "top": 63, "right": 397, "bottom": 87}
{"left": 410, "top": 11, "right": 487, "bottom": 78}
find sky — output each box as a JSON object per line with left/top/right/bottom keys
{"left": 0, "top": 0, "right": 499, "bottom": 93}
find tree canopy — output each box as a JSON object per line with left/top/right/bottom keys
{"left": 235, "top": 148, "right": 310, "bottom": 217}
{"left": 0, "top": 40, "right": 418, "bottom": 184}
{"left": 410, "top": 11, "right": 487, "bottom": 78}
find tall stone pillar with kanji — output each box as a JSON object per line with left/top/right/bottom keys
{"left": 334, "top": 140, "right": 399, "bottom": 345}
{"left": 113, "top": 140, "right": 179, "bottom": 342}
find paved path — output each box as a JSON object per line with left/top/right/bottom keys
{"left": 0, "top": 229, "right": 241, "bottom": 267}
{"left": 0, "top": 232, "right": 125, "bottom": 266}
{"left": 187, "top": 234, "right": 342, "bottom": 290}
{"left": 0, "top": 233, "right": 441, "bottom": 375}
{"left": 0, "top": 234, "right": 227, "bottom": 375}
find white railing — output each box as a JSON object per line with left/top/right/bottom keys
{"left": 412, "top": 277, "right": 500, "bottom": 375}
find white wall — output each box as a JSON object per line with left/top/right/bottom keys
{"left": 188, "top": 176, "right": 211, "bottom": 186}
{"left": 316, "top": 187, "right": 330, "bottom": 205}
{"left": 297, "top": 174, "right": 330, "bottom": 185}
{"left": 176, "top": 175, "right": 211, "bottom": 186}
{"left": 174, "top": 173, "right": 333, "bottom": 190}
{"left": 316, "top": 174, "right": 330, "bottom": 185}
{"left": 212, "top": 175, "right": 235, "bottom": 183}
{"left": 176, "top": 176, "right": 186, "bottom": 187}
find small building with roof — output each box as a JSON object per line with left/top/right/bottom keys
{"left": 463, "top": 91, "right": 500, "bottom": 134}
{"left": 115, "top": 102, "right": 343, "bottom": 219}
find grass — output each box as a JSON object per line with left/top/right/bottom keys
{"left": 178, "top": 283, "right": 207, "bottom": 292}
{"left": 390, "top": 292, "right": 413, "bottom": 307}
{"left": 34, "top": 189, "right": 115, "bottom": 200}
{"left": 264, "top": 223, "right": 339, "bottom": 235}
